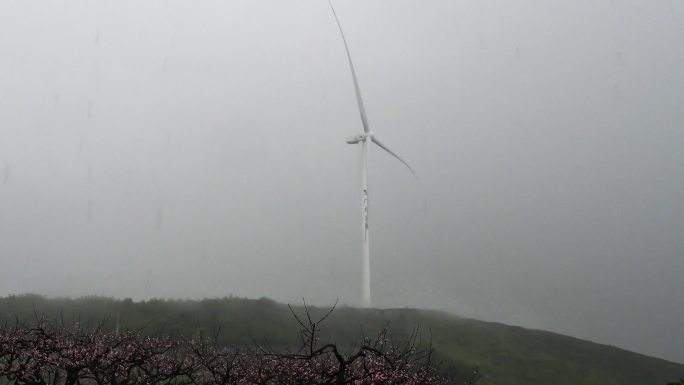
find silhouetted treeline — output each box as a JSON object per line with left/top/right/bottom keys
{"left": 0, "top": 295, "right": 404, "bottom": 350}
{"left": 1, "top": 295, "right": 682, "bottom": 385}
{"left": 0, "top": 304, "right": 472, "bottom": 385}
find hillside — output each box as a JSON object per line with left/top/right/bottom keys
{"left": 0, "top": 295, "right": 681, "bottom": 385}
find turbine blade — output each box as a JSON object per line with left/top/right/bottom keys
{"left": 371, "top": 137, "right": 416, "bottom": 177}
{"left": 328, "top": 0, "right": 370, "bottom": 133}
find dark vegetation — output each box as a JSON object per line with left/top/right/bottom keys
{"left": 0, "top": 295, "right": 682, "bottom": 385}
{"left": 0, "top": 303, "right": 464, "bottom": 385}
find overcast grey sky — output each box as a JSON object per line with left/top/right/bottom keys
{"left": 1, "top": 0, "right": 683, "bottom": 363}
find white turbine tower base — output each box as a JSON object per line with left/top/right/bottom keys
{"left": 332, "top": 1, "right": 415, "bottom": 308}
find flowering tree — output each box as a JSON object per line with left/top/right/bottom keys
{"left": 0, "top": 319, "right": 194, "bottom": 385}
{"left": 0, "top": 306, "right": 477, "bottom": 385}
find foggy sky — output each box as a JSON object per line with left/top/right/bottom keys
{"left": 1, "top": 0, "right": 683, "bottom": 363}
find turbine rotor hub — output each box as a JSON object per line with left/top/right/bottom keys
{"left": 345, "top": 132, "right": 374, "bottom": 144}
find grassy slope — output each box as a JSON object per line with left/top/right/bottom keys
{"left": 0, "top": 295, "right": 681, "bottom": 385}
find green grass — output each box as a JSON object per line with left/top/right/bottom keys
{"left": 0, "top": 295, "right": 681, "bottom": 385}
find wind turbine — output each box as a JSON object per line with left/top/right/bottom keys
{"left": 328, "top": 0, "right": 415, "bottom": 308}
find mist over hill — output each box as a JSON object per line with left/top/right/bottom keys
{"left": 1, "top": 0, "right": 683, "bottom": 365}
{"left": 1, "top": 295, "right": 681, "bottom": 385}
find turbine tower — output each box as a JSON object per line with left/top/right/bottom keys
{"left": 328, "top": 0, "right": 415, "bottom": 308}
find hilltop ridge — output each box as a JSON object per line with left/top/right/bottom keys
{"left": 0, "top": 294, "right": 681, "bottom": 385}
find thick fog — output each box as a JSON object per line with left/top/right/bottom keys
{"left": 1, "top": 0, "right": 683, "bottom": 363}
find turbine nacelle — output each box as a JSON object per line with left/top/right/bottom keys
{"left": 346, "top": 132, "right": 374, "bottom": 144}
